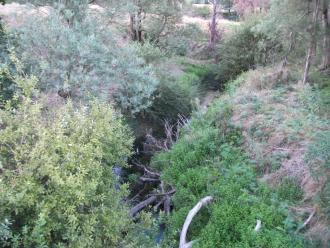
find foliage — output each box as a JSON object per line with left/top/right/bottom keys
{"left": 0, "top": 23, "right": 16, "bottom": 108}
{"left": 133, "top": 41, "right": 166, "bottom": 64}
{"left": 256, "top": 0, "right": 313, "bottom": 62}
{"left": 192, "top": 5, "right": 210, "bottom": 19}
{"left": 14, "top": 0, "right": 90, "bottom": 22}
{"left": 234, "top": 0, "right": 270, "bottom": 18}
{"left": 182, "top": 63, "right": 218, "bottom": 90}
{"left": 158, "top": 23, "right": 204, "bottom": 56}
{"left": 145, "top": 78, "right": 194, "bottom": 124}
{"left": 0, "top": 66, "right": 16, "bottom": 108}
{"left": 14, "top": 9, "right": 158, "bottom": 115}
{"left": 215, "top": 17, "right": 281, "bottom": 85}
{"left": 0, "top": 70, "right": 141, "bottom": 247}
{"left": 152, "top": 94, "right": 304, "bottom": 247}
{"left": 276, "top": 178, "right": 304, "bottom": 203}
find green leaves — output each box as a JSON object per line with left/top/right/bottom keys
{"left": 14, "top": 8, "right": 159, "bottom": 115}
{"left": 152, "top": 97, "right": 303, "bottom": 247}
{"left": 0, "top": 83, "right": 134, "bottom": 247}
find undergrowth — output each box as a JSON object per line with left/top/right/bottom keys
{"left": 151, "top": 76, "right": 307, "bottom": 247}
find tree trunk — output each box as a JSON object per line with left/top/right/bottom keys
{"left": 129, "top": 14, "right": 136, "bottom": 41}
{"left": 129, "top": 2, "right": 143, "bottom": 42}
{"left": 321, "top": 1, "right": 330, "bottom": 69}
{"left": 208, "top": 0, "right": 220, "bottom": 50}
{"left": 303, "top": 0, "right": 321, "bottom": 84}
{"left": 130, "top": 196, "right": 157, "bottom": 217}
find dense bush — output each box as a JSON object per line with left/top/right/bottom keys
{"left": 182, "top": 63, "right": 219, "bottom": 90}
{"left": 14, "top": 10, "right": 158, "bottom": 115}
{"left": 0, "top": 23, "right": 16, "bottom": 108}
{"left": 152, "top": 92, "right": 304, "bottom": 247}
{"left": 215, "top": 17, "right": 282, "bottom": 85}
{"left": 146, "top": 78, "right": 194, "bottom": 123}
{"left": 0, "top": 67, "right": 16, "bottom": 108}
{"left": 158, "top": 24, "right": 204, "bottom": 56}
{"left": 192, "top": 6, "right": 210, "bottom": 19}
{"left": 0, "top": 72, "right": 141, "bottom": 247}
{"left": 141, "top": 61, "right": 207, "bottom": 128}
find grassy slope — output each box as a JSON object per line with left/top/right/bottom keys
{"left": 230, "top": 67, "right": 330, "bottom": 246}
{"left": 152, "top": 65, "right": 330, "bottom": 247}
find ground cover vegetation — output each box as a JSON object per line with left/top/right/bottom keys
{"left": 0, "top": 0, "right": 329, "bottom": 247}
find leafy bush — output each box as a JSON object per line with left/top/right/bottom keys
{"left": 0, "top": 73, "right": 139, "bottom": 247}
{"left": 215, "top": 17, "right": 282, "bottom": 86}
{"left": 152, "top": 96, "right": 303, "bottom": 247}
{"left": 158, "top": 24, "right": 204, "bottom": 56}
{"left": 0, "top": 23, "right": 16, "bottom": 108}
{"left": 143, "top": 63, "right": 206, "bottom": 126}
{"left": 192, "top": 6, "right": 210, "bottom": 19}
{"left": 276, "top": 178, "right": 303, "bottom": 203}
{"left": 182, "top": 63, "right": 219, "bottom": 90}
{"left": 14, "top": 10, "right": 158, "bottom": 115}
{"left": 0, "top": 67, "right": 16, "bottom": 108}
{"left": 146, "top": 78, "right": 194, "bottom": 123}
{"left": 133, "top": 41, "right": 165, "bottom": 64}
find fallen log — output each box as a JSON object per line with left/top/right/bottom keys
{"left": 149, "top": 188, "right": 176, "bottom": 197}
{"left": 140, "top": 177, "right": 161, "bottom": 183}
{"left": 130, "top": 196, "right": 158, "bottom": 217}
{"left": 179, "top": 196, "right": 213, "bottom": 248}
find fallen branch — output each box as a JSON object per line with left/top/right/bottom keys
{"left": 296, "top": 209, "right": 316, "bottom": 233}
{"left": 155, "top": 198, "right": 166, "bottom": 209}
{"left": 127, "top": 186, "right": 147, "bottom": 203}
{"left": 139, "top": 177, "right": 161, "bottom": 183}
{"left": 130, "top": 196, "right": 158, "bottom": 217}
{"left": 164, "top": 195, "right": 171, "bottom": 215}
{"left": 254, "top": 220, "right": 262, "bottom": 232}
{"left": 132, "top": 160, "right": 160, "bottom": 178}
{"left": 179, "top": 196, "right": 214, "bottom": 248}
{"left": 149, "top": 188, "right": 176, "bottom": 197}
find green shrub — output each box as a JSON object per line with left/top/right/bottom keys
{"left": 276, "top": 178, "right": 303, "bottom": 203}
{"left": 152, "top": 97, "right": 303, "bottom": 247}
{"left": 133, "top": 40, "right": 165, "bottom": 64}
{"left": 143, "top": 64, "right": 207, "bottom": 126}
{"left": 215, "top": 17, "right": 282, "bottom": 86}
{"left": 0, "top": 74, "right": 139, "bottom": 247}
{"left": 15, "top": 10, "right": 158, "bottom": 115}
{"left": 182, "top": 63, "right": 219, "bottom": 90}
{"left": 144, "top": 76, "right": 194, "bottom": 125}
{"left": 158, "top": 24, "right": 204, "bottom": 56}
{"left": 0, "top": 64, "right": 16, "bottom": 108}
{"left": 192, "top": 6, "right": 210, "bottom": 19}
{"left": 0, "top": 23, "right": 16, "bottom": 108}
